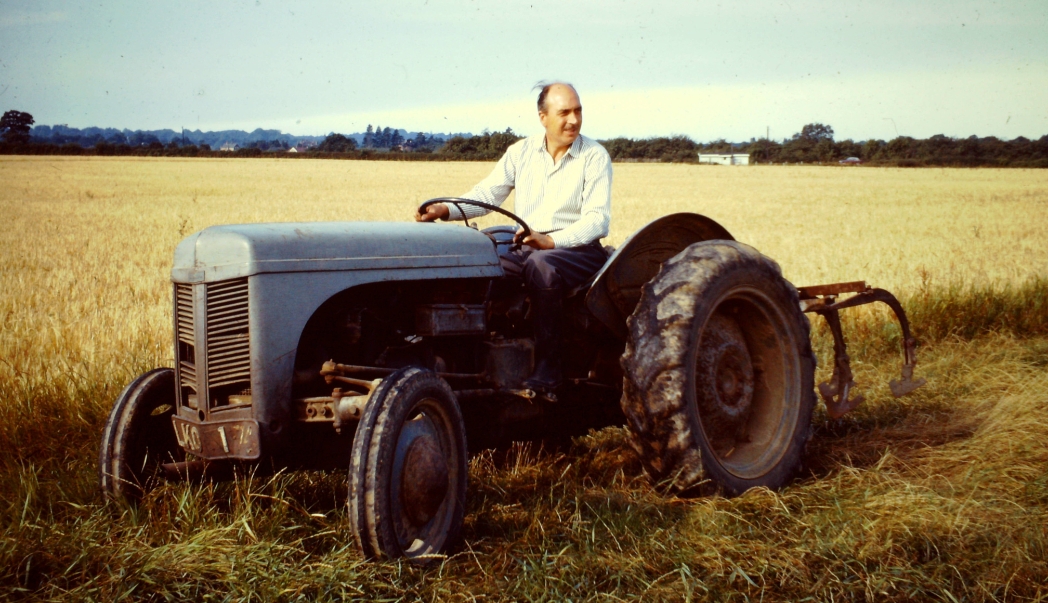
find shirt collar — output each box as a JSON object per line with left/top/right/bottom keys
{"left": 537, "top": 134, "right": 584, "bottom": 158}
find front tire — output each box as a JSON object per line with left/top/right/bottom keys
{"left": 621, "top": 240, "right": 816, "bottom": 495}
{"left": 349, "top": 367, "right": 468, "bottom": 562}
{"left": 98, "top": 368, "right": 183, "bottom": 502}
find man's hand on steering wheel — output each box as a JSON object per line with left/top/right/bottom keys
{"left": 515, "top": 229, "right": 555, "bottom": 250}
{"left": 417, "top": 198, "right": 542, "bottom": 250}
{"left": 415, "top": 203, "right": 449, "bottom": 222}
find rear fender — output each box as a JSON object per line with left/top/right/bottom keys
{"left": 585, "top": 213, "right": 734, "bottom": 340}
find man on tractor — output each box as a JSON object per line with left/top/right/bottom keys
{"left": 415, "top": 81, "right": 613, "bottom": 392}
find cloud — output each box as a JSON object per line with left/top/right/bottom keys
{"left": 255, "top": 64, "right": 1047, "bottom": 141}
{"left": 603, "top": 73, "right": 1044, "bottom": 141}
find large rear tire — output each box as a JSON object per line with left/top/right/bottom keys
{"left": 621, "top": 240, "right": 816, "bottom": 495}
{"left": 349, "top": 367, "right": 468, "bottom": 562}
{"left": 98, "top": 368, "right": 183, "bottom": 503}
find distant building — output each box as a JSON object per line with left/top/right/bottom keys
{"left": 287, "top": 147, "right": 298, "bottom": 153}
{"left": 697, "top": 152, "right": 750, "bottom": 166}
{"left": 839, "top": 157, "right": 863, "bottom": 165}
{"left": 220, "top": 142, "right": 239, "bottom": 152}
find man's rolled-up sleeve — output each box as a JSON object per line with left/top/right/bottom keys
{"left": 548, "top": 149, "right": 612, "bottom": 249}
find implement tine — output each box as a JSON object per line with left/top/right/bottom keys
{"left": 813, "top": 307, "right": 865, "bottom": 418}
{"left": 800, "top": 282, "right": 926, "bottom": 416}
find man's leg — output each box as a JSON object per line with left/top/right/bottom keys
{"left": 522, "top": 243, "right": 608, "bottom": 292}
{"left": 500, "top": 241, "right": 606, "bottom": 288}
{"left": 520, "top": 243, "right": 608, "bottom": 391}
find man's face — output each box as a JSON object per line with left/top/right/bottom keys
{"left": 539, "top": 85, "right": 582, "bottom": 150}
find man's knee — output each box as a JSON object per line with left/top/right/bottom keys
{"left": 522, "top": 251, "right": 562, "bottom": 290}
{"left": 500, "top": 254, "right": 523, "bottom": 279}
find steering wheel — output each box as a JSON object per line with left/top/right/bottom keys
{"left": 418, "top": 198, "right": 532, "bottom": 245}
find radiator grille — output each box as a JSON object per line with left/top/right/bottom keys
{"left": 206, "top": 279, "right": 251, "bottom": 391}
{"left": 174, "top": 283, "right": 196, "bottom": 392}
{"left": 176, "top": 284, "right": 194, "bottom": 345}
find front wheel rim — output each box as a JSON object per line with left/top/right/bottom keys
{"left": 389, "top": 397, "right": 461, "bottom": 557}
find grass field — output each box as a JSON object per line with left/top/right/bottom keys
{"left": 1, "top": 156, "right": 1046, "bottom": 601}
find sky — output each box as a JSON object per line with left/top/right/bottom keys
{"left": 1, "top": 0, "right": 1046, "bottom": 142}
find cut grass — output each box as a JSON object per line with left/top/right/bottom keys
{"left": 2, "top": 326, "right": 1046, "bottom": 601}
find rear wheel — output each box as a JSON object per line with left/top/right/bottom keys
{"left": 98, "top": 368, "right": 183, "bottom": 502}
{"left": 349, "top": 367, "right": 468, "bottom": 562}
{"left": 620, "top": 240, "right": 815, "bottom": 495}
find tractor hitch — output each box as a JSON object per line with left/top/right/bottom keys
{"left": 798, "top": 281, "right": 926, "bottom": 418}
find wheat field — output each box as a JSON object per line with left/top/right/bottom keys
{"left": 1, "top": 156, "right": 1046, "bottom": 601}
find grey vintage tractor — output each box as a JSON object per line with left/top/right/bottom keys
{"left": 98, "top": 199, "right": 924, "bottom": 561}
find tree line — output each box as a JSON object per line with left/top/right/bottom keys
{"left": 24, "top": 122, "right": 325, "bottom": 150}
{"left": 601, "top": 136, "right": 700, "bottom": 163}
{"left": 360, "top": 125, "right": 446, "bottom": 152}
{"left": 746, "top": 123, "right": 1048, "bottom": 167}
{"left": 4, "top": 110, "right": 1047, "bottom": 167}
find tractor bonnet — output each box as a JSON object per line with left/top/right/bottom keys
{"left": 171, "top": 222, "right": 502, "bottom": 283}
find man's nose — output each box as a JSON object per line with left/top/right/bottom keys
{"left": 566, "top": 113, "right": 578, "bottom": 125}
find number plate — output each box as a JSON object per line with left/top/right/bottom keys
{"left": 171, "top": 417, "right": 261, "bottom": 460}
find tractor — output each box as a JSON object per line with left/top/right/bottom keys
{"left": 98, "top": 199, "right": 924, "bottom": 561}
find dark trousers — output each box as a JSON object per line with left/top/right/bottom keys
{"left": 498, "top": 242, "right": 608, "bottom": 386}
{"left": 498, "top": 242, "right": 608, "bottom": 294}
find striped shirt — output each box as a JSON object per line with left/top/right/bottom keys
{"left": 448, "top": 133, "right": 613, "bottom": 249}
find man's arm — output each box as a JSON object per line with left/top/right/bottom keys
{"left": 445, "top": 141, "right": 523, "bottom": 221}
{"left": 547, "top": 148, "right": 612, "bottom": 249}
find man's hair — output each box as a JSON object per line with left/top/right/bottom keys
{"left": 534, "top": 80, "right": 576, "bottom": 113}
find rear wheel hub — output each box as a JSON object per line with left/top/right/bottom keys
{"left": 696, "top": 312, "right": 755, "bottom": 443}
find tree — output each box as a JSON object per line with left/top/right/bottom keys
{"left": 317, "top": 133, "right": 357, "bottom": 153}
{"left": 1, "top": 110, "right": 34, "bottom": 144}
{"left": 814, "top": 138, "right": 838, "bottom": 162}
{"left": 439, "top": 128, "right": 523, "bottom": 159}
{"left": 887, "top": 136, "right": 918, "bottom": 160}
{"left": 861, "top": 139, "right": 884, "bottom": 161}
{"left": 836, "top": 139, "right": 862, "bottom": 160}
{"left": 799, "top": 123, "right": 834, "bottom": 142}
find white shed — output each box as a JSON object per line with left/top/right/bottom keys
{"left": 697, "top": 153, "right": 750, "bottom": 166}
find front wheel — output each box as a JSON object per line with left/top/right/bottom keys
{"left": 98, "top": 368, "right": 184, "bottom": 502}
{"left": 620, "top": 240, "right": 816, "bottom": 495}
{"left": 349, "top": 367, "right": 468, "bottom": 562}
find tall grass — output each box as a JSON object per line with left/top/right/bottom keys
{"left": 812, "top": 276, "right": 1048, "bottom": 363}
{"left": 1, "top": 157, "right": 1046, "bottom": 600}
{"left": 906, "top": 277, "right": 1048, "bottom": 341}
